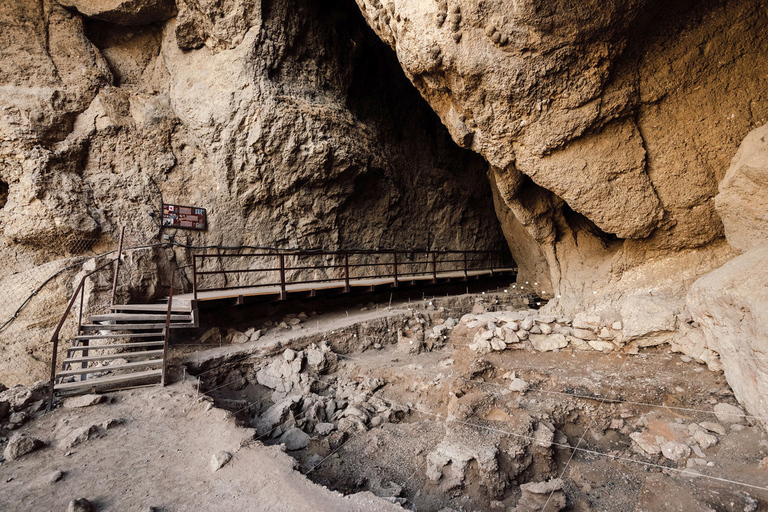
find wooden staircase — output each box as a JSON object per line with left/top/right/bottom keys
{"left": 47, "top": 230, "right": 199, "bottom": 409}
{"left": 52, "top": 301, "right": 197, "bottom": 398}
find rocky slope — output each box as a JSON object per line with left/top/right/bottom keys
{"left": 0, "top": 0, "right": 506, "bottom": 384}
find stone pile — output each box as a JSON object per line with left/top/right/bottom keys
{"left": 0, "top": 380, "right": 49, "bottom": 432}
{"left": 463, "top": 310, "right": 624, "bottom": 354}
{"left": 247, "top": 345, "right": 408, "bottom": 450}
{"left": 627, "top": 407, "right": 744, "bottom": 467}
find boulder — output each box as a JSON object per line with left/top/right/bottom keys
{"left": 621, "top": 293, "right": 680, "bottom": 346}
{"left": 210, "top": 450, "right": 232, "bottom": 472}
{"left": 629, "top": 431, "right": 661, "bottom": 456}
{"left": 315, "top": 422, "right": 335, "bottom": 436}
{"left": 280, "top": 427, "right": 310, "bottom": 451}
{"left": 46, "top": 470, "right": 65, "bottom": 484}
{"left": 67, "top": 498, "right": 93, "bottom": 512}
{"left": 62, "top": 394, "right": 107, "bottom": 408}
{"left": 660, "top": 441, "right": 691, "bottom": 462}
{"left": 58, "top": 0, "right": 177, "bottom": 26}
{"left": 59, "top": 425, "right": 103, "bottom": 450}
{"left": 490, "top": 338, "right": 507, "bottom": 351}
{"left": 588, "top": 340, "right": 615, "bottom": 352}
{"left": 689, "top": 250, "right": 768, "bottom": 432}
{"left": 255, "top": 396, "right": 301, "bottom": 434}
{"left": 715, "top": 123, "right": 768, "bottom": 252}
{"left": 693, "top": 430, "right": 718, "bottom": 450}
{"left": 529, "top": 334, "right": 568, "bottom": 352}
{"left": 712, "top": 403, "right": 746, "bottom": 426}
{"left": 572, "top": 314, "right": 601, "bottom": 330}
{"left": 4, "top": 434, "right": 44, "bottom": 460}
{"left": 571, "top": 328, "right": 596, "bottom": 341}
{"left": 516, "top": 478, "right": 566, "bottom": 512}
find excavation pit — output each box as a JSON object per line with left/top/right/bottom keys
{"left": 195, "top": 298, "right": 768, "bottom": 512}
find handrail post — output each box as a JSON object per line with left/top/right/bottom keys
{"left": 47, "top": 331, "right": 60, "bottom": 411}
{"left": 343, "top": 253, "right": 350, "bottom": 293}
{"left": 431, "top": 251, "right": 437, "bottom": 283}
{"left": 162, "top": 268, "right": 175, "bottom": 386}
{"left": 463, "top": 252, "right": 468, "bottom": 279}
{"left": 393, "top": 252, "right": 399, "bottom": 288}
{"left": 110, "top": 226, "right": 125, "bottom": 306}
{"left": 279, "top": 254, "right": 287, "bottom": 300}
{"left": 192, "top": 254, "right": 198, "bottom": 301}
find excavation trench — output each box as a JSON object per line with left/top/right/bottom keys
{"left": 192, "top": 293, "right": 768, "bottom": 512}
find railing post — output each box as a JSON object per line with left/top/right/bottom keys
{"left": 393, "top": 252, "right": 399, "bottom": 288}
{"left": 77, "top": 285, "right": 87, "bottom": 381}
{"left": 162, "top": 268, "right": 175, "bottom": 386}
{"left": 279, "top": 254, "right": 287, "bottom": 300}
{"left": 47, "top": 332, "right": 59, "bottom": 411}
{"left": 344, "top": 253, "right": 350, "bottom": 293}
{"left": 463, "top": 252, "right": 468, "bottom": 279}
{"left": 110, "top": 226, "right": 125, "bottom": 307}
{"left": 432, "top": 251, "right": 437, "bottom": 284}
{"left": 192, "top": 254, "right": 198, "bottom": 301}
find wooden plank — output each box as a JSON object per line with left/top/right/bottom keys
{"left": 89, "top": 313, "right": 191, "bottom": 322}
{"left": 62, "top": 350, "right": 164, "bottom": 364}
{"left": 54, "top": 369, "right": 162, "bottom": 391}
{"left": 81, "top": 323, "right": 171, "bottom": 331}
{"left": 73, "top": 333, "right": 165, "bottom": 341}
{"left": 57, "top": 359, "right": 163, "bottom": 377}
{"left": 68, "top": 341, "right": 164, "bottom": 352}
{"left": 111, "top": 303, "right": 191, "bottom": 312}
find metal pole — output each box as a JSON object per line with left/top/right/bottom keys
{"left": 162, "top": 268, "right": 175, "bottom": 386}
{"left": 463, "top": 252, "right": 468, "bottom": 279}
{"left": 344, "top": 253, "right": 350, "bottom": 293}
{"left": 432, "top": 251, "right": 437, "bottom": 284}
{"left": 110, "top": 226, "right": 125, "bottom": 306}
{"left": 393, "top": 252, "right": 399, "bottom": 288}
{"left": 192, "top": 254, "right": 198, "bottom": 301}
{"left": 279, "top": 254, "right": 287, "bottom": 300}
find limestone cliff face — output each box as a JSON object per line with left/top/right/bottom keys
{"left": 354, "top": 0, "right": 768, "bottom": 312}
{"left": 0, "top": 0, "right": 506, "bottom": 384}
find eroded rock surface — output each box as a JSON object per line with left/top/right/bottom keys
{"left": 353, "top": 0, "right": 768, "bottom": 311}
{"left": 0, "top": 0, "right": 505, "bottom": 384}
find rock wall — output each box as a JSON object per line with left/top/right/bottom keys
{"left": 353, "top": 0, "right": 768, "bottom": 313}
{"left": 688, "top": 123, "right": 768, "bottom": 432}
{"left": 0, "top": 0, "right": 507, "bottom": 385}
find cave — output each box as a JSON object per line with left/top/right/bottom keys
{"left": 1, "top": 0, "right": 768, "bottom": 510}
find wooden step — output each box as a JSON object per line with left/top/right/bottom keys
{"left": 81, "top": 323, "right": 170, "bottom": 331}
{"left": 89, "top": 313, "right": 191, "bottom": 323}
{"left": 111, "top": 304, "right": 191, "bottom": 313}
{"left": 63, "top": 349, "right": 164, "bottom": 365}
{"left": 68, "top": 341, "right": 164, "bottom": 353}
{"left": 73, "top": 332, "right": 165, "bottom": 341}
{"left": 56, "top": 359, "right": 163, "bottom": 377}
{"left": 54, "top": 369, "right": 162, "bottom": 392}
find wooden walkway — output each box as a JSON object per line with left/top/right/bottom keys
{"left": 172, "top": 268, "right": 517, "bottom": 306}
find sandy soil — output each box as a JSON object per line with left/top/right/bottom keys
{"left": 0, "top": 380, "right": 400, "bottom": 511}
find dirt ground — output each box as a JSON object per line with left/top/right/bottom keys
{"left": 0, "top": 379, "right": 401, "bottom": 512}
{"left": 2, "top": 292, "right": 767, "bottom": 511}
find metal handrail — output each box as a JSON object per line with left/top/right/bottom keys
{"left": 161, "top": 266, "right": 176, "bottom": 386}
{"left": 47, "top": 257, "right": 118, "bottom": 410}
{"left": 191, "top": 249, "right": 514, "bottom": 297}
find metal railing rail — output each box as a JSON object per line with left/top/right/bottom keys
{"left": 191, "top": 249, "right": 514, "bottom": 300}
{"left": 47, "top": 257, "right": 118, "bottom": 410}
